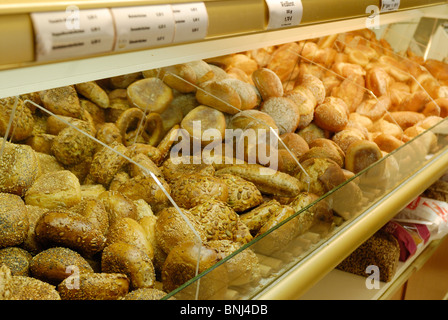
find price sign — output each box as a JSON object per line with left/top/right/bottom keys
{"left": 31, "top": 7, "right": 115, "bottom": 62}
{"left": 171, "top": 2, "right": 208, "bottom": 43}
{"left": 111, "top": 5, "right": 175, "bottom": 51}
{"left": 381, "top": 0, "right": 400, "bottom": 12}
{"left": 265, "top": 0, "right": 303, "bottom": 30}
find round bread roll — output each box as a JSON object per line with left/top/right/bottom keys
{"left": 25, "top": 170, "right": 81, "bottom": 210}
{"left": 121, "top": 288, "right": 172, "bottom": 300}
{"left": 97, "top": 190, "right": 138, "bottom": 226}
{"left": 70, "top": 198, "right": 109, "bottom": 235}
{"left": 95, "top": 122, "right": 123, "bottom": 147}
{"left": 155, "top": 207, "right": 207, "bottom": 255}
{"left": 373, "top": 133, "right": 405, "bottom": 153}
{"left": 75, "top": 81, "right": 109, "bottom": 109}
{"left": 34, "top": 210, "right": 107, "bottom": 257}
{"left": 331, "top": 128, "right": 365, "bottom": 153}
{"left": 423, "top": 97, "right": 448, "bottom": 118}
{"left": 295, "top": 157, "right": 346, "bottom": 196}
{"left": 101, "top": 241, "right": 156, "bottom": 290}
{"left": 344, "top": 140, "right": 383, "bottom": 174}
{"left": 129, "top": 152, "right": 162, "bottom": 179}
{"left": 331, "top": 74, "right": 365, "bottom": 113}
{"left": 22, "top": 205, "right": 47, "bottom": 254}
{"left": 25, "top": 133, "right": 55, "bottom": 154}
{"left": 115, "top": 175, "right": 171, "bottom": 213}
{"left": 278, "top": 132, "right": 310, "bottom": 159}
{"left": 196, "top": 78, "right": 259, "bottom": 114}
{"left": 297, "top": 123, "right": 330, "bottom": 145}
{"left": 356, "top": 95, "right": 391, "bottom": 121}
{"left": 189, "top": 199, "right": 242, "bottom": 242}
{"left": 9, "top": 274, "right": 61, "bottom": 300}
{"left": 161, "top": 240, "right": 228, "bottom": 300}
{"left": 206, "top": 239, "right": 261, "bottom": 286}
{"left": 39, "top": 85, "right": 81, "bottom": 118}
{"left": 143, "top": 63, "right": 197, "bottom": 93}
{"left": 0, "top": 97, "right": 34, "bottom": 142}
{"left": 106, "top": 217, "right": 154, "bottom": 260}
{"left": 0, "top": 247, "right": 32, "bottom": 276}
{"left": 57, "top": 272, "right": 129, "bottom": 300}
{"left": 51, "top": 121, "right": 97, "bottom": 166}
{"left": 185, "top": 60, "right": 216, "bottom": 84}
{"left": 302, "top": 140, "right": 345, "bottom": 167}
{"left": 127, "top": 77, "right": 173, "bottom": 114}
{"left": 217, "top": 173, "right": 263, "bottom": 212}
{"left": 170, "top": 174, "right": 228, "bottom": 209}
{"left": 366, "top": 67, "right": 393, "bottom": 97}
{"left": 252, "top": 68, "right": 284, "bottom": 100}
{"left": 30, "top": 247, "right": 94, "bottom": 285}
{"left": 181, "top": 105, "right": 226, "bottom": 146}
{"left": 89, "top": 141, "right": 129, "bottom": 186}
{"left": 0, "top": 193, "right": 29, "bottom": 249}
{"left": 0, "top": 141, "right": 40, "bottom": 196}
{"left": 298, "top": 74, "right": 326, "bottom": 105}
{"left": 161, "top": 156, "right": 215, "bottom": 182}
{"left": 314, "top": 96, "right": 349, "bottom": 132}
{"left": 285, "top": 85, "right": 316, "bottom": 129}
{"left": 228, "top": 109, "right": 278, "bottom": 135}
{"left": 260, "top": 96, "right": 301, "bottom": 134}
{"left": 371, "top": 119, "right": 403, "bottom": 140}
{"left": 266, "top": 42, "right": 301, "bottom": 82}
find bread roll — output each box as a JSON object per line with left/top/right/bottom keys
{"left": 331, "top": 74, "right": 365, "bottom": 113}
{"left": 70, "top": 198, "right": 109, "bottom": 236}
{"left": 297, "top": 123, "right": 330, "bottom": 145}
{"left": 0, "top": 247, "right": 32, "bottom": 276}
{"left": 331, "top": 128, "right": 365, "bottom": 153}
{"left": 296, "top": 157, "right": 346, "bottom": 196}
{"left": 383, "top": 111, "right": 425, "bottom": 131}
{"left": 260, "top": 96, "right": 301, "bottom": 134}
{"left": 267, "top": 42, "right": 301, "bottom": 82}
{"left": 105, "top": 217, "right": 154, "bottom": 260}
{"left": 284, "top": 86, "right": 316, "bottom": 129}
{"left": 217, "top": 174, "right": 263, "bottom": 212}
{"left": 30, "top": 247, "right": 94, "bottom": 285}
{"left": 298, "top": 74, "right": 326, "bottom": 105}
{"left": 215, "top": 163, "right": 301, "bottom": 198}
{"left": 0, "top": 141, "right": 40, "bottom": 196}
{"left": 9, "top": 274, "right": 61, "bottom": 300}
{"left": 51, "top": 121, "right": 96, "bottom": 166}
{"left": 344, "top": 140, "right": 383, "bottom": 174}
{"left": 155, "top": 207, "right": 207, "bottom": 255}
{"left": 58, "top": 272, "right": 129, "bottom": 300}
{"left": 143, "top": 63, "right": 197, "bottom": 93}
{"left": 35, "top": 210, "right": 106, "bottom": 257}
{"left": 75, "top": 81, "right": 110, "bottom": 109}
{"left": 127, "top": 77, "right": 173, "bottom": 114}
{"left": 356, "top": 95, "right": 391, "bottom": 121}
{"left": 161, "top": 156, "right": 215, "bottom": 182}
{"left": 89, "top": 141, "right": 128, "bottom": 186}
{"left": 181, "top": 105, "right": 226, "bottom": 146}
{"left": 239, "top": 199, "right": 281, "bottom": 236}
{"left": 374, "top": 133, "right": 404, "bottom": 153}
{"left": 252, "top": 68, "right": 284, "bottom": 100}
{"left": 314, "top": 97, "right": 349, "bottom": 132}
{"left": 101, "top": 241, "right": 156, "bottom": 290}
{"left": 97, "top": 190, "right": 138, "bottom": 226}
{"left": 170, "top": 174, "right": 228, "bottom": 209}
{"left": 0, "top": 97, "right": 34, "bottom": 142}
{"left": 366, "top": 67, "right": 392, "bottom": 97}
{"left": 206, "top": 240, "right": 261, "bottom": 286}
{"left": 161, "top": 241, "right": 228, "bottom": 300}
{"left": 39, "top": 85, "right": 81, "bottom": 118}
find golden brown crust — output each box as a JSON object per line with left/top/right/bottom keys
{"left": 344, "top": 140, "right": 383, "bottom": 174}
{"left": 260, "top": 96, "right": 301, "bottom": 134}
{"left": 216, "top": 173, "right": 263, "bottom": 212}
{"left": 39, "top": 85, "right": 81, "bottom": 118}
{"left": 127, "top": 77, "right": 173, "bottom": 114}
{"left": 25, "top": 170, "right": 81, "bottom": 210}
{"left": 101, "top": 241, "right": 156, "bottom": 290}
{"left": 0, "top": 97, "right": 34, "bottom": 142}
{"left": 30, "top": 247, "right": 93, "bottom": 285}
{"left": 0, "top": 193, "right": 29, "bottom": 249}
{"left": 252, "top": 68, "right": 284, "bottom": 100}
{"left": 170, "top": 174, "right": 228, "bottom": 209}
{"left": 10, "top": 274, "right": 61, "bottom": 300}
{"left": 75, "top": 81, "right": 110, "bottom": 109}
{"left": 57, "top": 272, "right": 129, "bottom": 300}
{"left": 314, "top": 97, "right": 349, "bottom": 132}
{"left": 34, "top": 210, "right": 106, "bottom": 257}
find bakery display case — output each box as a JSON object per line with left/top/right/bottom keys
{"left": 0, "top": 0, "right": 448, "bottom": 300}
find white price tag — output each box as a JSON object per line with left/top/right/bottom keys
{"left": 381, "top": 0, "right": 400, "bottom": 12}
{"left": 111, "top": 5, "right": 175, "bottom": 51}
{"left": 31, "top": 8, "right": 115, "bottom": 62}
{"left": 171, "top": 2, "right": 208, "bottom": 43}
{"left": 266, "top": 0, "right": 303, "bottom": 30}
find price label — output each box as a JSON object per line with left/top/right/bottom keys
{"left": 381, "top": 0, "right": 400, "bottom": 12}
{"left": 31, "top": 7, "right": 115, "bottom": 62}
{"left": 111, "top": 5, "right": 175, "bottom": 51}
{"left": 265, "top": 0, "right": 303, "bottom": 30}
{"left": 171, "top": 2, "right": 208, "bottom": 43}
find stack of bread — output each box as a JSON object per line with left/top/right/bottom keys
{"left": 0, "top": 27, "right": 447, "bottom": 300}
